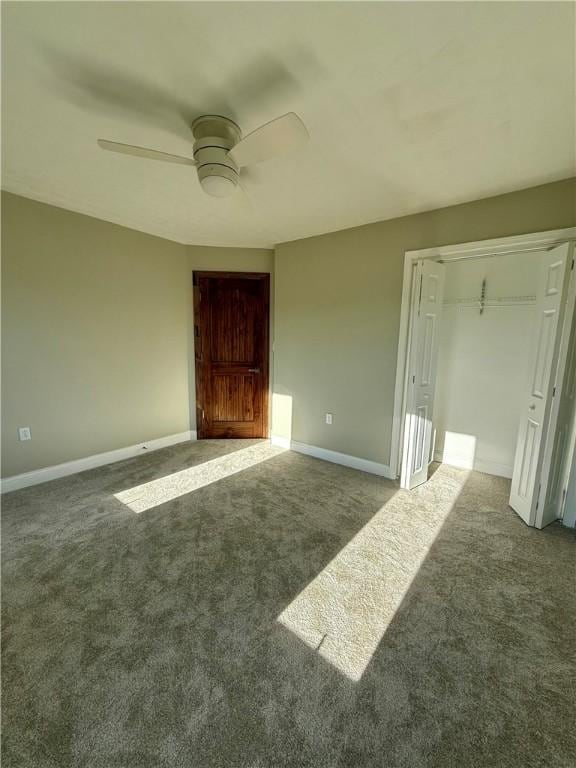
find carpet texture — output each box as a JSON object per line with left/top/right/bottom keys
{"left": 2, "top": 439, "right": 575, "bottom": 768}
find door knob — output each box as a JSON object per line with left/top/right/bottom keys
{"left": 529, "top": 404, "right": 536, "bottom": 411}
{"left": 249, "top": 368, "right": 260, "bottom": 373}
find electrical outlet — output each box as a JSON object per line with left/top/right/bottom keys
{"left": 325, "top": 413, "right": 333, "bottom": 425}
{"left": 18, "top": 426, "right": 32, "bottom": 441}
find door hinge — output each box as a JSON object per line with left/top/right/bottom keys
{"left": 194, "top": 325, "right": 200, "bottom": 338}
{"left": 571, "top": 258, "right": 574, "bottom": 271}
{"left": 412, "top": 374, "right": 416, "bottom": 384}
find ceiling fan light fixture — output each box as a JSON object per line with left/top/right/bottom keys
{"left": 193, "top": 133, "right": 239, "bottom": 198}
{"left": 200, "top": 173, "right": 237, "bottom": 198}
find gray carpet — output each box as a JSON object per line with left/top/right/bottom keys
{"left": 2, "top": 439, "right": 575, "bottom": 768}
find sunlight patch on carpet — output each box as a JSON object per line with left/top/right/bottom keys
{"left": 115, "top": 442, "right": 285, "bottom": 512}
{"left": 278, "top": 467, "right": 470, "bottom": 681}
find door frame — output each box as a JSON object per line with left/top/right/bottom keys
{"left": 193, "top": 271, "right": 270, "bottom": 439}
{"left": 390, "top": 227, "right": 576, "bottom": 483}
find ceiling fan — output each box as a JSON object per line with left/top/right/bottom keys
{"left": 98, "top": 112, "right": 308, "bottom": 198}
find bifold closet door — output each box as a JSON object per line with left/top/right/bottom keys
{"left": 537, "top": 261, "right": 576, "bottom": 528}
{"left": 401, "top": 259, "right": 446, "bottom": 490}
{"left": 509, "top": 243, "right": 571, "bottom": 525}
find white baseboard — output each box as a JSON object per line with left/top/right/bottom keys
{"left": 1, "top": 430, "right": 197, "bottom": 494}
{"left": 434, "top": 451, "right": 513, "bottom": 479}
{"left": 271, "top": 435, "right": 394, "bottom": 479}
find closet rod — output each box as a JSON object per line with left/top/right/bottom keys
{"left": 438, "top": 244, "right": 562, "bottom": 264}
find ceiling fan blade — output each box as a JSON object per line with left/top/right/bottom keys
{"left": 236, "top": 179, "right": 254, "bottom": 212}
{"left": 97, "top": 139, "right": 195, "bottom": 166}
{"left": 228, "top": 112, "right": 308, "bottom": 168}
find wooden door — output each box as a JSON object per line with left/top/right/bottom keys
{"left": 194, "top": 272, "right": 269, "bottom": 439}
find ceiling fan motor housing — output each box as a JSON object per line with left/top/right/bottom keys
{"left": 192, "top": 116, "right": 241, "bottom": 197}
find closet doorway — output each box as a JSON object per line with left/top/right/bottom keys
{"left": 391, "top": 228, "right": 576, "bottom": 529}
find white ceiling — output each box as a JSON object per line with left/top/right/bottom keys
{"left": 2, "top": 2, "right": 575, "bottom": 248}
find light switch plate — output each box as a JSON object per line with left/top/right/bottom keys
{"left": 18, "top": 427, "right": 31, "bottom": 441}
{"left": 325, "top": 413, "right": 333, "bottom": 425}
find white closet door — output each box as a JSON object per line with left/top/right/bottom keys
{"left": 537, "top": 260, "right": 576, "bottom": 528}
{"left": 401, "top": 259, "right": 446, "bottom": 490}
{"left": 509, "top": 243, "right": 571, "bottom": 525}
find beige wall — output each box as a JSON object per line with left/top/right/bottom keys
{"left": 273, "top": 178, "right": 576, "bottom": 467}
{"left": 4, "top": 179, "right": 575, "bottom": 478}
{"left": 1, "top": 192, "right": 272, "bottom": 477}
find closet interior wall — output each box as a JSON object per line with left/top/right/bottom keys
{"left": 433, "top": 250, "right": 542, "bottom": 478}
